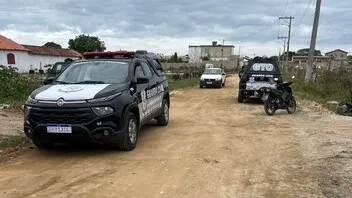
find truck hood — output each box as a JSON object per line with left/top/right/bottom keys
{"left": 31, "top": 83, "right": 128, "bottom": 101}
{"left": 201, "top": 74, "right": 222, "bottom": 79}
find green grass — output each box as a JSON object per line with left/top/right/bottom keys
{"left": 0, "top": 135, "right": 31, "bottom": 150}
{"left": 169, "top": 78, "right": 200, "bottom": 91}
{"left": 284, "top": 69, "right": 352, "bottom": 104}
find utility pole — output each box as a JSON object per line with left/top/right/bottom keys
{"left": 305, "top": 0, "right": 321, "bottom": 82}
{"left": 279, "top": 16, "right": 295, "bottom": 70}
{"left": 238, "top": 46, "right": 241, "bottom": 57}
{"left": 278, "top": 36, "right": 288, "bottom": 71}
{"left": 278, "top": 36, "right": 287, "bottom": 59}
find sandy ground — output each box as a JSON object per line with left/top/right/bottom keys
{"left": 0, "top": 75, "right": 351, "bottom": 198}
{"left": 0, "top": 109, "right": 24, "bottom": 136}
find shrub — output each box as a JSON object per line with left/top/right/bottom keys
{"left": 288, "top": 69, "right": 352, "bottom": 103}
{"left": 0, "top": 65, "right": 41, "bottom": 104}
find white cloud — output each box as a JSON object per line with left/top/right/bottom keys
{"left": 0, "top": 0, "right": 350, "bottom": 56}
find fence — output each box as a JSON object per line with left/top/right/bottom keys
{"left": 161, "top": 59, "right": 239, "bottom": 71}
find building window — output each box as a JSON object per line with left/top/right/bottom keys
{"left": 7, "top": 53, "right": 15, "bottom": 64}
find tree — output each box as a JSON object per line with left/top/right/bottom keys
{"left": 270, "top": 56, "right": 279, "bottom": 62}
{"left": 43, "top": 42, "right": 62, "bottom": 49}
{"left": 167, "top": 52, "right": 179, "bottom": 63}
{"left": 297, "top": 48, "right": 321, "bottom": 56}
{"left": 68, "top": 34, "right": 106, "bottom": 54}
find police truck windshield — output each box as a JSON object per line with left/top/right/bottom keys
{"left": 55, "top": 61, "right": 129, "bottom": 84}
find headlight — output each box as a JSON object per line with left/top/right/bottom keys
{"left": 26, "top": 96, "right": 38, "bottom": 104}
{"left": 217, "top": 76, "right": 222, "bottom": 81}
{"left": 200, "top": 76, "right": 204, "bottom": 80}
{"left": 87, "top": 92, "right": 122, "bottom": 103}
{"left": 92, "top": 107, "right": 114, "bottom": 116}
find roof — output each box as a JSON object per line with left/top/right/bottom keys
{"left": 189, "top": 45, "right": 234, "bottom": 48}
{"left": 325, "top": 49, "right": 348, "bottom": 54}
{"left": 293, "top": 56, "right": 330, "bottom": 59}
{"left": 0, "top": 34, "right": 30, "bottom": 51}
{"left": 22, "top": 45, "right": 82, "bottom": 57}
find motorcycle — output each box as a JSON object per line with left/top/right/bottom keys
{"left": 260, "top": 76, "right": 297, "bottom": 116}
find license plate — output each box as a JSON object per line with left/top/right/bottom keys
{"left": 262, "top": 94, "right": 269, "bottom": 101}
{"left": 47, "top": 124, "right": 72, "bottom": 133}
{"left": 206, "top": 82, "right": 212, "bottom": 84}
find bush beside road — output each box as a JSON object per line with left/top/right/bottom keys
{"left": 0, "top": 66, "right": 42, "bottom": 105}
{"left": 286, "top": 69, "right": 352, "bottom": 104}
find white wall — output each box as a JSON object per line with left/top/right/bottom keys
{"left": 188, "top": 46, "right": 202, "bottom": 63}
{"left": 27, "top": 54, "right": 79, "bottom": 71}
{"left": 0, "top": 50, "right": 79, "bottom": 73}
{"left": 0, "top": 50, "right": 31, "bottom": 72}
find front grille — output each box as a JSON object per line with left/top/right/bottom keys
{"left": 204, "top": 79, "right": 216, "bottom": 81}
{"left": 30, "top": 108, "right": 95, "bottom": 124}
{"left": 254, "top": 77, "right": 270, "bottom": 81}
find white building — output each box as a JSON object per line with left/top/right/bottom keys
{"left": 188, "top": 41, "right": 235, "bottom": 63}
{"left": 0, "top": 34, "right": 81, "bottom": 73}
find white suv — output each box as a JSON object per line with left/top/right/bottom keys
{"left": 199, "top": 68, "right": 226, "bottom": 88}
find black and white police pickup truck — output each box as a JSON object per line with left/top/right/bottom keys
{"left": 23, "top": 50, "right": 170, "bottom": 151}
{"left": 238, "top": 57, "right": 282, "bottom": 103}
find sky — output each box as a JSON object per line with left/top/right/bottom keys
{"left": 0, "top": 0, "right": 350, "bottom": 57}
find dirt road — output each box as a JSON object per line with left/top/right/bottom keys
{"left": 0, "top": 75, "right": 351, "bottom": 198}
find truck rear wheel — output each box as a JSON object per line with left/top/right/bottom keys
{"left": 156, "top": 98, "right": 169, "bottom": 126}
{"left": 238, "top": 93, "right": 244, "bottom": 103}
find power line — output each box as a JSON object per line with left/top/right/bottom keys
{"left": 296, "top": 0, "right": 313, "bottom": 26}
{"left": 281, "top": 0, "right": 290, "bottom": 16}
{"left": 233, "top": 19, "right": 279, "bottom": 42}
{"left": 323, "top": 16, "right": 344, "bottom": 33}
{"left": 291, "top": 0, "right": 313, "bottom": 38}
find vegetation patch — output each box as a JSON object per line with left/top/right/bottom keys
{"left": 285, "top": 69, "right": 352, "bottom": 104}
{"left": 0, "top": 66, "right": 42, "bottom": 105}
{"left": 169, "top": 78, "right": 199, "bottom": 91}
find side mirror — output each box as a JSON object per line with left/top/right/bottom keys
{"left": 43, "top": 77, "right": 55, "bottom": 85}
{"left": 136, "top": 77, "right": 149, "bottom": 84}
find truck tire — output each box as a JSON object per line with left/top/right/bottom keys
{"left": 238, "top": 93, "right": 244, "bottom": 103}
{"left": 116, "top": 112, "right": 139, "bottom": 151}
{"left": 32, "top": 137, "right": 54, "bottom": 149}
{"left": 156, "top": 98, "right": 169, "bottom": 126}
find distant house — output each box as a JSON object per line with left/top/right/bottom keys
{"left": 0, "top": 34, "right": 81, "bottom": 73}
{"left": 291, "top": 48, "right": 350, "bottom": 70}
{"left": 325, "top": 49, "right": 348, "bottom": 60}
{"left": 325, "top": 49, "right": 349, "bottom": 69}
{"left": 188, "top": 41, "right": 235, "bottom": 63}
